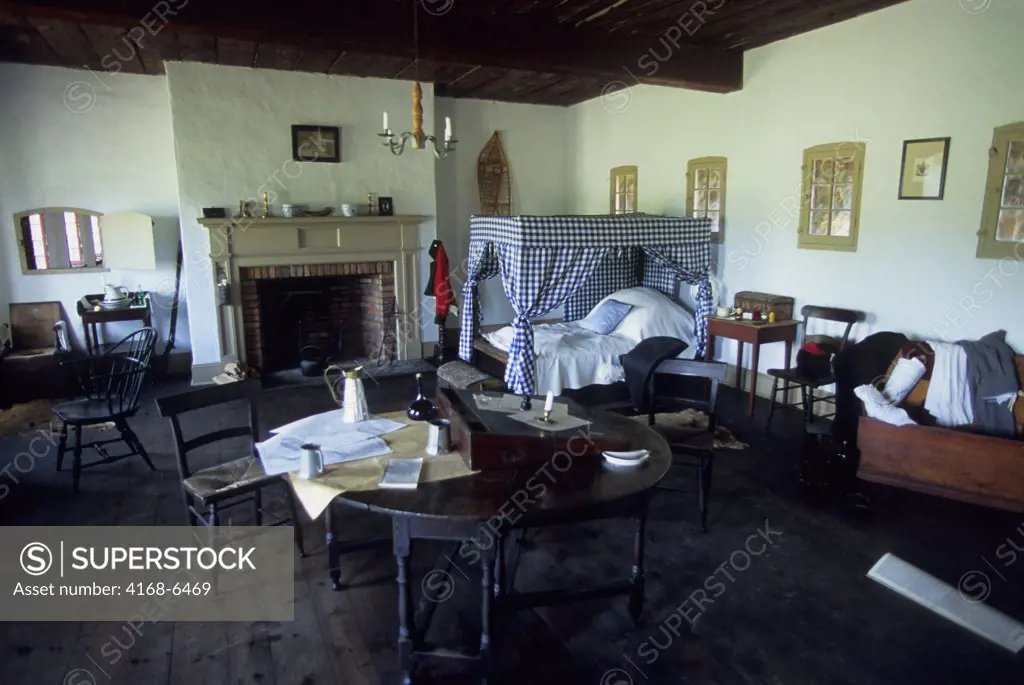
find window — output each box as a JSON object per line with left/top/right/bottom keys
{"left": 26, "top": 213, "right": 48, "bottom": 269}
{"left": 14, "top": 207, "right": 105, "bottom": 273}
{"left": 799, "top": 142, "right": 866, "bottom": 252}
{"left": 687, "top": 156, "right": 727, "bottom": 243}
{"left": 64, "top": 210, "right": 84, "bottom": 267}
{"left": 977, "top": 122, "right": 1024, "bottom": 259}
{"left": 91, "top": 215, "right": 104, "bottom": 264}
{"left": 610, "top": 166, "right": 638, "bottom": 214}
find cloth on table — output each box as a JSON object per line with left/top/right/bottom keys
{"left": 620, "top": 336, "right": 690, "bottom": 413}
{"left": 286, "top": 411, "right": 477, "bottom": 518}
{"left": 957, "top": 330, "right": 1019, "bottom": 437}
{"left": 923, "top": 341, "right": 974, "bottom": 428}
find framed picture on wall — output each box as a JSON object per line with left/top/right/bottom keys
{"left": 292, "top": 125, "right": 341, "bottom": 163}
{"left": 898, "top": 137, "right": 951, "bottom": 200}
{"left": 378, "top": 197, "right": 394, "bottom": 216}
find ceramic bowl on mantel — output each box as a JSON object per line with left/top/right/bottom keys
{"left": 340, "top": 204, "right": 359, "bottom": 217}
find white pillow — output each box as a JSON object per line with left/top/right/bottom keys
{"left": 586, "top": 287, "right": 695, "bottom": 344}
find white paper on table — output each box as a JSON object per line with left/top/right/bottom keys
{"left": 271, "top": 411, "right": 405, "bottom": 439}
{"left": 256, "top": 432, "right": 393, "bottom": 476}
{"left": 271, "top": 409, "right": 344, "bottom": 436}
{"left": 349, "top": 417, "right": 406, "bottom": 436}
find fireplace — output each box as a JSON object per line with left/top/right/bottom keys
{"left": 196, "top": 214, "right": 427, "bottom": 379}
{"left": 239, "top": 262, "right": 396, "bottom": 373}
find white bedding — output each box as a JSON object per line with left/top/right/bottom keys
{"left": 483, "top": 287, "right": 696, "bottom": 394}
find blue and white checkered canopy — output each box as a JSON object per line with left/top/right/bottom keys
{"left": 458, "top": 214, "right": 713, "bottom": 396}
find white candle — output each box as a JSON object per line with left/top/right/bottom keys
{"left": 444, "top": 116, "right": 452, "bottom": 141}
{"left": 382, "top": 111, "right": 389, "bottom": 132}
{"left": 544, "top": 391, "right": 554, "bottom": 413}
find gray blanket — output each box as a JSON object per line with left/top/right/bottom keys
{"left": 958, "top": 330, "right": 1019, "bottom": 437}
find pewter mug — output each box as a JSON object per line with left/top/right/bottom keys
{"left": 426, "top": 418, "right": 451, "bottom": 456}
{"left": 299, "top": 443, "right": 324, "bottom": 479}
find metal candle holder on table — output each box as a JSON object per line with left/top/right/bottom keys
{"left": 536, "top": 409, "right": 557, "bottom": 425}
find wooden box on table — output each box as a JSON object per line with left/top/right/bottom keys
{"left": 733, "top": 291, "right": 794, "bottom": 321}
{"left": 436, "top": 387, "right": 630, "bottom": 470}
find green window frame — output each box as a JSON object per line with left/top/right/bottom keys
{"left": 798, "top": 142, "right": 866, "bottom": 252}
{"left": 976, "top": 122, "right": 1024, "bottom": 259}
{"left": 610, "top": 166, "right": 638, "bottom": 215}
{"left": 686, "top": 156, "right": 727, "bottom": 243}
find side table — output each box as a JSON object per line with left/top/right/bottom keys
{"left": 705, "top": 317, "right": 801, "bottom": 415}
{"left": 77, "top": 295, "right": 153, "bottom": 356}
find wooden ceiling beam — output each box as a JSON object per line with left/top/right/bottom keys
{"left": 3, "top": 0, "right": 744, "bottom": 92}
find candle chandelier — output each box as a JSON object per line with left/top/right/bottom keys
{"left": 378, "top": 1, "right": 457, "bottom": 159}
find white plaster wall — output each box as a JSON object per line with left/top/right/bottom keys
{"left": 0, "top": 63, "right": 187, "bottom": 353}
{"left": 434, "top": 97, "right": 571, "bottom": 328}
{"left": 165, "top": 62, "right": 439, "bottom": 369}
{"left": 569, "top": 0, "right": 1024, "bottom": 374}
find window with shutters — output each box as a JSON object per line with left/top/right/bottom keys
{"left": 976, "top": 122, "right": 1024, "bottom": 259}
{"left": 687, "top": 156, "right": 727, "bottom": 243}
{"left": 798, "top": 142, "right": 866, "bottom": 252}
{"left": 610, "top": 166, "right": 638, "bottom": 215}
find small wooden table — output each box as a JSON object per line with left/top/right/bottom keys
{"left": 77, "top": 295, "right": 152, "bottom": 356}
{"left": 705, "top": 317, "right": 801, "bottom": 415}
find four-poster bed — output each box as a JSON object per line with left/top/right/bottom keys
{"left": 458, "top": 214, "right": 714, "bottom": 398}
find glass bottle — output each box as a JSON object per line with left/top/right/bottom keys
{"left": 407, "top": 372, "right": 434, "bottom": 421}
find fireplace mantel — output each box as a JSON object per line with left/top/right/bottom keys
{"left": 197, "top": 215, "right": 429, "bottom": 368}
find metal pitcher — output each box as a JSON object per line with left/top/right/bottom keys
{"left": 325, "top": 364, "right": 369, "bottom": 423}
{"left": 299, "top": 443, "right": 324, "bottom": 480}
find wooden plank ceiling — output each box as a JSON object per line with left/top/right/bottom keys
{"left": 0, "top": 0, "right": 910, "bottom": 106}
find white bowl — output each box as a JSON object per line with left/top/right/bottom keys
{"left": 340, "top": 204, "right": 359, "bottom": 217}
{"left": 602, "top": 449, "right": 650, "bottom": 467}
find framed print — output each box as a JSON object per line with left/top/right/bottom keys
{"left": 292, "top": 125, "right": 340, "bottom": 163}
{"left": 899, "top": 137, "right": 950, "bottom": 200}
{"left": 378, "top": 196, "right": 394, "bottom": 216}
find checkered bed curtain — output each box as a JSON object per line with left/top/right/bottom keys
{"left": 564, "top": 248, "right": 642, "bottom": 322}
{"left": 645, "top": 246, "right": 714, "bottom": 354}
{"left": 458, "top": 240, "right": 501, "bottom": 364}
{"left": 459, "top": 214, "right": 713, "bottom": 396}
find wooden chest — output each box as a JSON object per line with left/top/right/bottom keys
{"left": 734, "top": 291, "right": 794, "bottom": 321}
{"left": 436, "top": 388, "right": 629, "bottom": 470}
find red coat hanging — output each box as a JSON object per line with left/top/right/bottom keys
{"left": 424, "top": 240, "right": 456, "bottom": 324}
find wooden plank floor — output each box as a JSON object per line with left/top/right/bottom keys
{"left": 1, "top": 375, "right": 1023, "bottom": 684}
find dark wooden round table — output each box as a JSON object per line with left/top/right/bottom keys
{"left": 328, "top": 412, "right": 672, "bottom": 685}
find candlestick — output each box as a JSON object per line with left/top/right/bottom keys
{"left": 544, "top": 391, "right": 554, "bottom": 413}
{"left": 383, "top": 111, "right": 389, "bottom": 132}
{"left": 444, "top": 116, "right": 452, "bottom": 142}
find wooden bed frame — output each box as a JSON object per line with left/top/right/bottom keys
{"left": 858, "top": 417, "right": 1024, "bottom": 512}
{"left": 857, "top": 354, "right": 1024, "bottom": 512}
{"left": 472, "top": 338, "right": 508, "bottom": 383}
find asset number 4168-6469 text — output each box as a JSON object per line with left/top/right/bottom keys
{"left": 126, "top": 582, "right": 212, "bottom": 596}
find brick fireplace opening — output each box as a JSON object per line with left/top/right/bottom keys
{"left": 239, "top": 262, "right": 396, "bottom": 373}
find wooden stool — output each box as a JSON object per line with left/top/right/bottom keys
{"left": 437, "top": 360, "right": 504, "bottom": 392}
